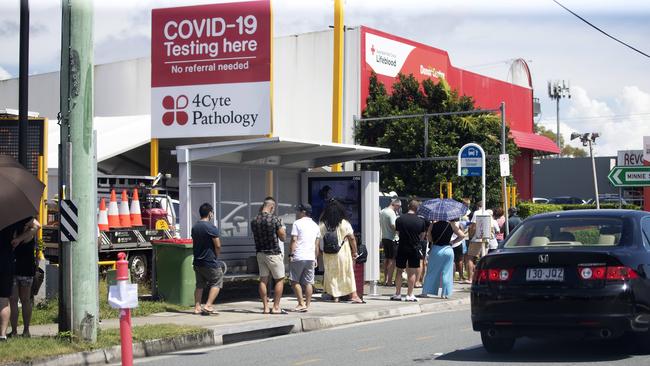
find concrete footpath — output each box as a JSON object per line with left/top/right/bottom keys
{"left": 26, "top": 283, "right": 471, "bottom": 366}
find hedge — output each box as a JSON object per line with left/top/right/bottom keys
{"left": 517, "top": 202, "right": 641, "bottom": 219}
{"left": 518, "top": 202, "right": 563, "bottom": 218}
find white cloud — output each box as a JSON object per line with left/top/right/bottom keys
{"left": 0, "top": 65, "right": 10, "bottom": 80}
{"left": 555, "top": 86, "right": 650, "bottom": 156}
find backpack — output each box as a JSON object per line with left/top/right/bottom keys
{"left": 322, "top": 225, "right": 345, "bottom": 254}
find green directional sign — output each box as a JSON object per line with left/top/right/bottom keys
{"left": 608, "top": 166, "right": 650, "bottom": 187}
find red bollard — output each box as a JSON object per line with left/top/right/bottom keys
{"left": 116, "top": 252, "right": 133, "bottom": 366}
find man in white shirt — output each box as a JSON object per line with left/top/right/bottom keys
{"left": 380, "top": 198, "right": 401, "bottom": 286}
{"left": 289, "top": 203, "right": 320, "bottom": 312}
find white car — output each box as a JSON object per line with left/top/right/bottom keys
{"left": 532, "top": 197, "right": 549, "bottom": 204}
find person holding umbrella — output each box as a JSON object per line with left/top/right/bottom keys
{"left": 418, "top": 199, "right": 466, "bottom": 299}
{"left": 0, "top": 156, "right": 45, "bottom": 341}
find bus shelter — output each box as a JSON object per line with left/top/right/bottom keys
{"left": 175, "top": 136, "right": 389, "bottom": 276}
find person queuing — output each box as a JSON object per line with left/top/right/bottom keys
{"left": 379, "top": 198, "right": 400, "bottom": 286}
{"left": 191, "top": 204, "right": 222, "bottom": 316}
{"left": 9, "top": 217, "right": 41, "bottom": 338}
{"left": 1, "top": 217, "right": 39, "bottom": 341}
{"left": 421, "top": 219, "right": 465, "bottom": 299}
{"left": 391, "top": 200, "right": 427, "bottom": 302}
{"left": 251, "top": 197, "right": 288, "bottom": 314}
{"left": 319, "top": 200, "right": 364, "bottom": 304}
{"left": 288, "top": 204, "right": 320, "bottom": 312}
{"left": 493, "top": 207, "right": 506, "bottom": 245}
{"left": 507, "top": 207, "right": 522, "bottom": 232}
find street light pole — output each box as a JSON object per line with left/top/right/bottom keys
{"left": 589, "top": 139, "right": 600, "bottom": 209}
{"left": 571, "top": 132, "right": 600, "bottom": 209}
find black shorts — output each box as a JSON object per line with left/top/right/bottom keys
{"left": 396, "top": 246, "right": 421, "bottom": 269}
{"left": 0, "top": 271, "right": 12, "bottom": 298}
{"left": 453, "top": 245, "right": 463, "bottom": 261}
{"left": 382, "top": 239, "right": 398, "bottom": 260}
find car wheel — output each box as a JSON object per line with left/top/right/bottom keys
{"left": 481, "top": 330, "right": 516, "bottom": 353}
{"left": 128, "top": 253, "right": 148, "bottom": 283}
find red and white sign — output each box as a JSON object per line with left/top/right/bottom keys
{"left": 151, "top": 0, "right": 271, "bottom": 138}
{"left": 360, "top": 27, "right": 531, "bottom": 134}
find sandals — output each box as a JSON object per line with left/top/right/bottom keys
{"left": 294, "top": 306, "right": 308, "bottom": 313}
{"left": 270, "top": 309, "right": 288, "bottom": 315}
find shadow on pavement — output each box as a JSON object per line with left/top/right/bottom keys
{"left": 434, "top": 338, "right": 636, "bottom": 363}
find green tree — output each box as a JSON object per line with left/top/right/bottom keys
{"left": 534, "top": 124, "right": 587, "bottom": 157}
{"left": 356, "top": 72, "right": 519, "bottom": 208}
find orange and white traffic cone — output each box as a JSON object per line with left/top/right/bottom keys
{"left": 98, "top": 198, "right": 109, "bottom": 232}
{"left": 119, "top": 190, "right": 132, "bottom": 228}
{"left": 130, "top": 189, "right": 143, "bottom": 227}
{"left": 108, "top": 190, "right": 121, "bottom": 229}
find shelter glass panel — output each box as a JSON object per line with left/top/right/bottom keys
{"left": 219, "top": 167, "right": 250, "bottom": 237}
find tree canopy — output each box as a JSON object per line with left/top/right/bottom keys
{"left": 534, "top": 124, "right": 587, "bottom": 158}
{"left": 355, "top": 72, "right": 519, "bottom": 208}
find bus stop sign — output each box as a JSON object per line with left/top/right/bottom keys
{"left": 458, "top": 144, "right": 483, "bottom": 177}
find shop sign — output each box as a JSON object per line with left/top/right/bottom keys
{"left": 151, "top": 0, "right": 271, "bottom": 138}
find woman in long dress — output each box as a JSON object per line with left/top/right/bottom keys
{"left": 422, "top": 219, "right": 465, "bottom": 299}
{"left": 319, "top": 200, "right": 364, "bottom": 303}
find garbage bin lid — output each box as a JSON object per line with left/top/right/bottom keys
{"left": 152, "top": 238, "right": 193, "bottom": 245}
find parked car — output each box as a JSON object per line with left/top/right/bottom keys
{"left": 585, "top": 194, "right": 629, "bottom": 205}
{"left": 471, "top": 209, "right": 650, "bottom": 353}
{"left": 547, "top": 196, "right": 586, "bottom": 205}
{"left": 532, "top": 197, "right": 549, "bottom": 204}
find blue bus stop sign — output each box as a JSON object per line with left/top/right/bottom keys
{"left": 458, "top": 144, "right": 483, "bottom": 177}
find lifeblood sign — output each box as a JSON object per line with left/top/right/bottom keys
{"left": 151, "top": 1, "right": 271, "bottom": 138}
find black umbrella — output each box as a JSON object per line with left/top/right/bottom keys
{"left": 0, "top": 155, "right": 45, "bottom": 230}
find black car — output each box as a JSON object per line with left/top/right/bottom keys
{"left": 471, "top": 209, "right": 650, "bottom": 353}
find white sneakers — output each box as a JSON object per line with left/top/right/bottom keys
{"left": 390, "top": 294, "right": 418, "bottom": 302}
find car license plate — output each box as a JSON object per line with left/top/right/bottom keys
{"left": 526, "top": 268, "right": 564, "bottom": 281}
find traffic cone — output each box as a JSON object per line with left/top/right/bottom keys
{"left": 98, "top": 198, "right": 109, "bottom": 231}
{"left": 119, "top": 190, "right": 132, "bottom": 228}
{"left": 130, "top": 188, "right": 143, "bottom": 226}
{"left": 108, "top": 190, "right": 120, "bottom": 229}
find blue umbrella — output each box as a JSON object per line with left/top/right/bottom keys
{"left": 417, "top": 198, "right": 468, "bottom": 222}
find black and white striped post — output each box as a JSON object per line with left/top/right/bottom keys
{"left": 60, "top": 199, "right": 79, "bottom": 242}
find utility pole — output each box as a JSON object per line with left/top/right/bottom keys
{"left": 500, "top": 102, "right": 510, "bottom": 236}
{"left": 59, "top": 0, "right": 98, "bottom": 342}
{"left": 18, "top": 0, "right": 29, "bottom": 167}
{"left": 548, "top": 80, "right": 571, "bottom": 157}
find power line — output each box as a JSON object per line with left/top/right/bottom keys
{"left": 552, "top": 0, "right": 650, "bottom": 59}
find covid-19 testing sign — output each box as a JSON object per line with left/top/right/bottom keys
{"left": 151, "top": 0, "right": 271, "bottom": 138}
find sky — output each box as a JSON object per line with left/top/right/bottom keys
{"left": 0, "top": 0, "right": 649, "bottom": 157}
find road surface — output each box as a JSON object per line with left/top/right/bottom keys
{"left": 132, "top": 308, "right": 650, "bottom": 366}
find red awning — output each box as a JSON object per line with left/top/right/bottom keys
{"left": 510, "top": 130, "right": 560, "bottom": 154}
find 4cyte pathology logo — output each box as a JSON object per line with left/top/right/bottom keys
{"left": 162, "top": 95, "right": 189, "bottom": 126}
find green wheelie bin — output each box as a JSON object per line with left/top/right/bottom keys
{"left": 152, "top": 239, "right": 195, "bottom": 306}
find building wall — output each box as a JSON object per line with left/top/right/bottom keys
{"left": 532, "top": 157, "right": 617, "bottom": 200}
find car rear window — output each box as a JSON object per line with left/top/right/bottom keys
{"left": 504, "top": 217, "right": 624, "bottom": 248}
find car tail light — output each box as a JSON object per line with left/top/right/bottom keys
{"left": 578, "top": 265, "right": 638, "bottom": 281}
{"left": 606, "top": 266, "right": 639, "bottom": 281}
{"left": 475, "top": 268, "right": 513, "bottom": 284}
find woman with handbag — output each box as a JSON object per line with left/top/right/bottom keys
{"left": 421, "top": 219, "right": 465, "bottom": 299}
{"left": 319, "top": 200, "right": 364, "bottom": 303}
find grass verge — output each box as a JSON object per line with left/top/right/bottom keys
{"left": 0, "top": 324, "right": 206, "bottom": 364}
{"left": 27, "top": 281, "right": 187, "bottom": 326}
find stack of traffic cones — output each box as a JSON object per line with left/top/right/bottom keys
{"left": 98, "top": 198, "right": 109, "bottom": 231}
{"left": 108, "top": 190, "right": 121, "bottom": 229}
{"left": 119, "top": 190, "right": 132, "bottom": 227}
{"left": 130, "top": 188, "right": 143, "bottom": 227}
